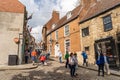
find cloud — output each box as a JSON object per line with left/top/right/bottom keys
{"left": 30, "top": 25, "right": 42, "bottom": 43}
{"left": 19, "top": 0, "right": 79, "bottom": 42}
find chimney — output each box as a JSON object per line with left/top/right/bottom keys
{"left": 52, "top": 10, "right": 59, "bottom": 22}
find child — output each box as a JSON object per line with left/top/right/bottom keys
{"left": 39, "top": 55, "right": 46, "bottom": 65}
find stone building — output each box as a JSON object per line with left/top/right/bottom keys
{"left": 0, "top": 0, "right": 27, "bottom": 65}
{"left": 79, "top": 0, "right": 120, "bottom": 68}
{"left": 42, "top": 0, "right": 120, "bottom": 67}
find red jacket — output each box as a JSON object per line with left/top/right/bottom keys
{"left": 40, "top": 56, "right": 46, "bottom": 61}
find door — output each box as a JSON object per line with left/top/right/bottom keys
{"left": 54, "top": 44, "right": 60, "bottom": 57}
{"left": 117, "top": 43, "right": 120, "bottom": 67}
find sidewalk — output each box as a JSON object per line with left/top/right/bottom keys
{"left": 0, "top": 63, "right": 38, "bottom": 70}
{"left": 79, "top": 64, "right": 120, "bottom": 77}
{"left": 52, "top": 57, "right": 120, "bottom": 77}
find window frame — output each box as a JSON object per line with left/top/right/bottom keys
{"left": 82, "top": 27, "right": 89, "bottom": 37}
{"left": 55, "top": 30, "right": 58, "bottom": 41}
{"left": 65, "top": 39, "right": 70, "bottom": 52}
{"left": 103, "top": 15, "right": 113, "bottom": 32}
{"left": 64, "top": 25, "right": 70, "bottom": 36}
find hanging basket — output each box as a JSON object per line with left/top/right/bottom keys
{"left": 14, "top": 37, "right": 20, "bottom": 44}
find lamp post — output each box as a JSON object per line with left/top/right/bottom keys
{"left": 17, "top": 33, "right": 23, "bottom": 64}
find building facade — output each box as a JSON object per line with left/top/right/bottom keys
{"left": 0, "top": 0, "right": 27, "bottom": 65}
{"left": 42, "top": 0, "right": 120, "bottom": 68}
{"left": 79, "top": 0, "right": 120, "bottom": 68}
{"left": 45, "top": 5, "right": 82, "bottom": 61}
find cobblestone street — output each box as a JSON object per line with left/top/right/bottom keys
{"left": 0, "top": 59, "right": 120, "bottom": 80}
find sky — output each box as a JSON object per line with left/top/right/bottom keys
{"left": 19, "top": 0, "right": 80, "bottom": 43}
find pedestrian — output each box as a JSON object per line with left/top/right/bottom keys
{"left": 39, "top": 54, "right": 46, "bottom": 65}
{"left": 46, "top": 51, "right": 50, "bottom": 60}
{"left": 31, "top": 49, "right": 37, "bottom": 65}
{"left": 73, "top": 52, "right": 78, "bottom": 76}
{"left": 58, "top": 50, "right": 62, "bottom": 63}
{"left": 96, "top": 50, "right": 105, "bottom": 77}
{"left": 81, "top": 51, "right": 88, "bottom": 67}
{"left": 65, "top": 51, "right": 69, "bottom": 68}
{"left": 69, "top": 52, "right": 76, "bottom": 77}
{"left": 25, "top": 49, "right": 29, "bottom": 64}
{"left": 103, "top": 53, "right": 110, "bottom": 75}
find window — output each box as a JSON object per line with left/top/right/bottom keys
{"left": 65, "top": 39, "right": 70, "bottom": 52}
{"left": 49, "top": 34, "right": 52, "bottom": 44}
{"left": 52, "top": 24, "right": 56, "bottom": 29}
{"left": 64, "top": 25, "right": 69, "bottom": 36}
{"left": 85, "top": 46, "right": 89, "bottom": 51}
{"left": 82, "top": 27, "right": 89, "bottom": 37}
{"left": 67, "top": 11, "right": 72, "bottom": 19}
{"left": 103, "top": 15, "right": 113, "bottom": 31}
{"left": 55, "top": 30, "right": 58, "bottom": 40}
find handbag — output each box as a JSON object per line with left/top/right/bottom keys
{"left": 96, "top": 59, "right": 100, "bottom": 65}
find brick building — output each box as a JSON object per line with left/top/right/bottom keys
{"left": 43, "top": 6, "right": 82, "bottom": 59}
{"left": 0, "top": 0, "right": 27, "bottom": 65}
{"left": 79, "top": 0, "right": 120, "bottom": 68}
{"left": 42, "top": 0, "right": 120, "bottom": 67}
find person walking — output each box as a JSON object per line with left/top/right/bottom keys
{"left": 97, "top": 52, "right": 105, "bottom": 77}
{"left": 25, "top": 49, "right": 29, "bottom": 64}
{"left": 31, "top": 49, "right": 37, "bottom": 65}
{"left": 73, "top": 52, "right": 78, "bottom": 76}
{"left": 65, "top": 51, "right": 69, "bottom": 68}
{"left": 58, "top": 50, "right": 62, "bottom": 63}
{"left": 69, "top": 52, "right": 76, "bottom": 77}
{"left": 81, "top": 51, "right": 88, "bottom": 67}
{"left": 103, "top": 53, "right": 110, "bottom": 75}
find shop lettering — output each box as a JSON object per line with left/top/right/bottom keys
{"left": 7, "top": 28, "right": 20, "bottom": 31}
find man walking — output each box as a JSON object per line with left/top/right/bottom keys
{"left": 81, "top": 51, "right": 88, "bottom": 67}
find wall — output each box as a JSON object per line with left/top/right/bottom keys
{"left": 47, "top": 18, "right": 81, "bottom": 59}
{"left": 0, "top": 12, "right": 24, "bottom": 65}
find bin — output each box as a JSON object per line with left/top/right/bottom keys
{"left": 8, "top": 55, "right": 18, "bottom": 65}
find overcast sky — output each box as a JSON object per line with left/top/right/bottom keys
{"left": 19, "top": 0, "right": 79, "bottom": 43}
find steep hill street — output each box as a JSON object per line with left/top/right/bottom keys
{"left": 0, "top": 58, "right": 120, "bottom": 80}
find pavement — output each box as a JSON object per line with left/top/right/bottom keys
{"left": 79, "top": 64, "right": 120, "bottom": 77}
{"left": 0, "top": 58, "right": 120, "bottom": 77}
{"left": 0, "top": 63, "right": 38, "bottom": 70}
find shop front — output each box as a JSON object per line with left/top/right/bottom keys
{"left": 94, "top": 36, "right": 118, "bottom": 69}
{"left": 117, "top": 33, "right": 120, "bottom": 69}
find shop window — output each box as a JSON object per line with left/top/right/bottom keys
{"left": 82, "top": 27, "right": 89, "bottom": 37}
{"left": 103, "top": 15, "right": 113, "bottom": 31}
{"left": 105, "top": 41, "right": 112, "bottom": 57}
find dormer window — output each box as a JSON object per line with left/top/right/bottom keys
{"left": 52, "top": 24, "right": 56, "bottom": 29}
{"left": 67, "top": 11, "right": 72, "bottom": 19}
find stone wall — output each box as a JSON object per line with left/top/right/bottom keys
{"left": 0, "top": 12, "right": 24, "bottom": 65}
{"left": 80, "top": 6, "right": 120, "bottom": 64}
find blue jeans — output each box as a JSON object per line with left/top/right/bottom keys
{"left": 69, "top": 64, "right": 76, "bottom": 77}
{"left": 59, "top": 57, "right": 62, "bottom": 63}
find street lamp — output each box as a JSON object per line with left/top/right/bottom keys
{"left": 18, "top": 33, "right": 23, "bottom": 64}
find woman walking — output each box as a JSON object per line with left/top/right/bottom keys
{"left": 97, "top": 53, "right": 105, "bottom": 77}
{"left": 69, "top": 52, "right": 76, "bottom": 77}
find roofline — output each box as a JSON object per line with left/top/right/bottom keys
{"left": 46, "top": 15, "right": 78, "bottom": 36}
{"left": 79, "top": 3, "right": 120, "bottom": 24}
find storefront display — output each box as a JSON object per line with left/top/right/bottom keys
{"left": 94, "top": 36, "right": 117, "bottom": 68}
